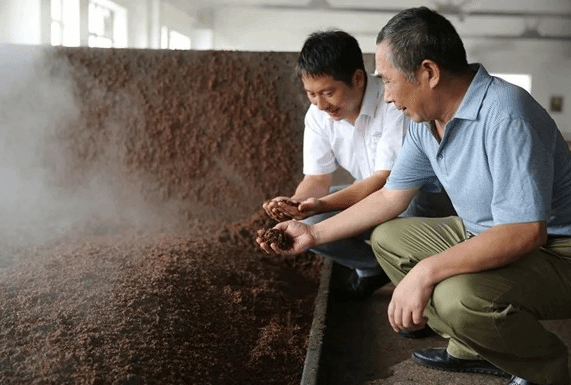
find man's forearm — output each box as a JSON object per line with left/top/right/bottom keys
{"left": 291, "top": 174, "right": 332, "bottom": 201}
{"left": 312, "top": 187, "right": 415, "bottom": 245}
{"left": 318, "top": 170, "right": 390, "bottom": 212}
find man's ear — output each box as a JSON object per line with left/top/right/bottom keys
{"left": 419, "top": 60, "right": 441, "bottom": 89}
{"left": 353, "top": 69, "right": 366, "bottom": 88}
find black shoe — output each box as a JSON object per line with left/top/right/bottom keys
{"left": 398, "top": 325, "right": 436, "bottom": 339}
{"left": 344, "top": 270, "right": 390, "bottom": 300}
{"left": 412, "top": 348, "right": 508, "bottom": 377}
{"left": 507, "top": 376, "right": 542, "bottom": 385}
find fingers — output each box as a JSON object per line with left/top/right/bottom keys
{"left": 401, "top": 311, "right": 416, "bottom": 330}
{"left": 387, "top": 300, "right": 409, "bottom": 333}
{"left": 412, "top": 312, "right": 428, "bottom": 327}
{"left": 387, "top": 300, "right": 398, "bottom": 332}
{"left": 276, "top": 201, "right": 301, "bottom": 219}
{"left": 388, "top": 299, "right": 426, "bottom": 333}
{"left": 255, "top": 224, "right": 292, "bottom": 255}
{"left": 255, "top": 238, "right": 271, "bottom": 253}
{"left": 255, "top": 229, "right": 273, "bottom": 254}
{"left": 263, "top": 198, "right": 298, "bottom": 222}
{"left": 256, "top": 237, "right": 293, "bottom": 255}
{"left": 262, "top": 200, "right": 278, "bottom": 221}
{"left": 281, "top": 198, "right": 301, "bottom": 207}
{"left": 296, "top": 197, "right": 320, "bottom": 217}
{"left": 255, "top": 221, "right": 312, "bottom": 257}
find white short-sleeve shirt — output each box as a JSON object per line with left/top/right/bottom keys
{"left": 302, "top": 74, "right": 409, "bottom": 181}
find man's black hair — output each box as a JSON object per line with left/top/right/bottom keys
{"left": 297, "top": 30, "right": 366, "bottom": 86}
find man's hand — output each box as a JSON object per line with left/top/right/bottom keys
{"left": 272, "top": 197, "right": 323, "bottom": 220}
{"left": 294, "top": 197, "right": 322, "bottom": 219}
{"left": 263, "top": 197, "right": 300, "bottom": 222}
{"left": 256, "top": 220, "right": 315, "bottom": 256}
{"left": 387, "top": 264, "right": 433, "bottom": 333}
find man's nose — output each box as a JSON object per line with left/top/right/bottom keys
{"left": 383, "top": 89, "right": 393, "bottom": 104}
{"left": 314, "top": 96, "right": 328, "bottom": 110}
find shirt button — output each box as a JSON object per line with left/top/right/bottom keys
{"left": 437, "top": 154, "right": 443, "bottom": 160}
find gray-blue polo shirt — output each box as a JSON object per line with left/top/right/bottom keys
{"left": 385, "top": 64, "right": 571, "bottom": 236}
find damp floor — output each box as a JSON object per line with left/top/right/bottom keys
{"left": 316, "top": 263, "right": 571, "bottom": 385}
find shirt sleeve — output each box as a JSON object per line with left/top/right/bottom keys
{"left": 302, "top": 106, "right": 337, "bottom": 176}
{"left": 487, "top": 118, "right": 553, "bottom": 224}
{"left": 374, "top": 103, "right": 408, "bottom": 171}
{"left": 385, "top": 125, "right": 438, "bottom": 190}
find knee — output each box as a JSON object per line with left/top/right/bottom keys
{"left": 371, "top": 219, "right": 402, "bottom": 247}
{"left": 432, "top": 275, "right": 491, "bottom": 331}
{"left": 370, "top": 218, "right": 417, "bottom": 262}
{"left": 370, "top": 220, "right": 401, "bottom": 261}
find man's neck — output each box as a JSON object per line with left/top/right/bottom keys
{"left": 434, "top": 69, "right": 477, "bottom": 135}
{"left": 346, "top": 76, "right": 367, "bottom": 125}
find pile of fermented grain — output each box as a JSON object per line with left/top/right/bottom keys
{"left": 0, "top": 46, "right": 320, "bottom": 384}
{"left": 0, "top": 211, "right": 321, "bottom": 385}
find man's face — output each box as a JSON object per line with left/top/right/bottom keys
{"left": 301, "top": 72, "right": 364, "bottom": 122}
{"left": 375, "top": 41, "right": 429, "bottom": 123}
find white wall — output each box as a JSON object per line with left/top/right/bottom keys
{"left": 535, "top": 62, "right": 571, "bottom": 139}
{"left": 115, "top": 0, "right": 196, "bottom": 48}
{"left": 0, "top": 0, "right": 196, "bottom": 49}
{"left": 212, "top": 7, "right": 391, "bottom": 52}
{"left": 466, "top": 39, "right": 571, "bottom": 136}
{"left": 212, "top": 6, "right": 571, "bottom": 137}
{"left": 125, "top": 0, "right": 149, "bottom": 47}
{"left": 0, "top": 0, "right": 43, "bottom": 45}
{"left": 161, "top": 1, "right": 194, "bottom": 38}
{"left": 0, "top": 0, "right": 569, "bottom": 137}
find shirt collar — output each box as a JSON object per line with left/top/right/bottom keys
{"left": 325, "top": 73, "right": 380, "bottom": 125}
{"left": 453, "top": 63, "right": 493, "bottom": 121}
{"left": 357, "top": 73, "right": 381, "bottom": 120}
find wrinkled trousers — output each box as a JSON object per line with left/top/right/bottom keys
{"left": 371, "top": 216, "right": 571, "bottom": 385}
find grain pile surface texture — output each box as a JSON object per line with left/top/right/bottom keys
{"left": 0, "top": 45, "right": 321, "bottom": 385}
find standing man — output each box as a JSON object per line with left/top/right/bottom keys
{"left": 258, "top": 7, "right": 571, "bottom": 385}
{"left": 262, "top": 30, "right": 454, "bottom": 302}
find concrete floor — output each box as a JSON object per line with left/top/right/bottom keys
{"left": 316, "top": 263, "right": 571, "bottom": 385}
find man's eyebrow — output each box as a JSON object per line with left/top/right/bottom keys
{"left": 305, "top": 87, "right": 334, "bottom": 94}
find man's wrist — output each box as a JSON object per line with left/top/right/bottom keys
{"left": 312, "top": 198, "right": 325, "bottom": 214}
{"left": 415, "top": 258, "right": 439, "bottom": 287}
{"left": 311, "top": 222, "right": 326, "bottom": 246}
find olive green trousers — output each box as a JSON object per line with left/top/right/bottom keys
{"left": 371, "top": 216, "right": 571, "bottom": 385}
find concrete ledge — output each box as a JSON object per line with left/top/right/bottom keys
{"left": 300, "top": 258, "right": 332, "bottom": 385}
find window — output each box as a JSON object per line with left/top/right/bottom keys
{"left": 51, "top": 0, "right": 64, "bottom": 45}
{"left": 89, "top": 2, "right": 114, "bottom": 47}
{"left": 51, "top": 0, "right": 80, "bottom": 47}
{"left": 492, "top": 73, "right": 532, "bottom": 94}
{"left": 51, "top": 0, "right": 126, "bottom": 48}
{"left": 88, "top": 0, "right": 127, "bottom": 48}
{"left": 161, "top": 27, "right": 191, "bottom": 50}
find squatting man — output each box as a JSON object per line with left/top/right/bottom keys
{"left": 258, "top": 7, "right": 571, "bottom": 385}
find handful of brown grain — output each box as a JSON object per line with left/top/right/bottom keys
{"left": 260, "top": 228, "right": 294, "bottom": 250}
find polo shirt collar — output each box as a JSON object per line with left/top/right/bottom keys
{"left": 358, "top": 73, "right": 380, "bottom": 120}
{"left": 453, "top": 63, "right": 493, "bottom": 121}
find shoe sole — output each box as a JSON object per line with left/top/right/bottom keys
{"left": 398, "top": 327, "right": 435, "bottom": 339}
{"left": 412, "top": 357, "right": 510, "bottom": 377}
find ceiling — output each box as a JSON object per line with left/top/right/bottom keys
{"left": 168, "top": 0, "right": 571, "bottom": 41}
